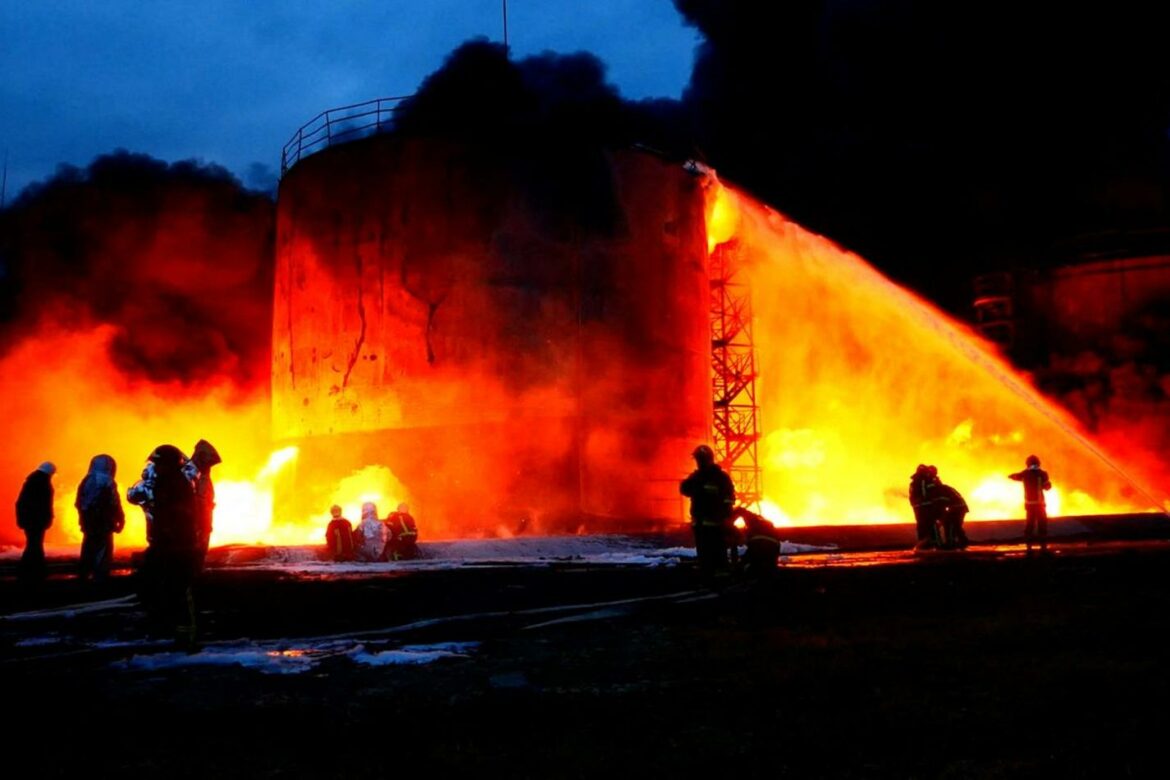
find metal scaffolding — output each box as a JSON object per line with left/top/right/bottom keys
{"left": 709, "top": 238, "right": 762, "bottom": 507}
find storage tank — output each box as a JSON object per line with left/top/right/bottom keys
{"left": 273, "top": 134, "right": 710, "bottom": 534}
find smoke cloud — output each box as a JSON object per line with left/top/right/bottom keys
{"left": 0, "top": 151, "right": 275, "bottom": 389}
{"left": 672, "top": 0, "right": 1170, "bottom": 308}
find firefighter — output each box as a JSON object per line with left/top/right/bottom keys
{"left": 1010, "top": 454, "right": 1052, "bottom": 554}
{"left": 909, "top": 464, "right": 942, "bottom": 549}
{"left": 934, "top": 480, "right": 969, "bottom": 549}
{"left": 15, "top": 462, "right": 56, "bottom": 583}
{"left": 383, "top": 502, "right": 420, "bottom": 561}
{"left": 324, "top": 505, "right": 355, "bottom": 562}
{"left": 734, "top": 506, "right": 782, "bottom": 578}
{"left": 76, "top": 454, "right": 125, "bottom": 582}
{"left": 355, "top": 502, "right": 386, "bottom": 562}
{"left": 680, "top": 444, "right": 736, "bottom": 578}
{"left": 189, "top": 439, "right": 221, "bottom": 572}
{"left": 127, "top": 445, "right": 199, "bottom": 646}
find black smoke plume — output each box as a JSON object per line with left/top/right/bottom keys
{"left": 673, "top": 0, "right": 1170, "bottom": 309}
{"left": 393, "top": 38, "right": 685, "bottom": 153}
{"left": 0, "top": 152, "right": 275, "bottom": 389}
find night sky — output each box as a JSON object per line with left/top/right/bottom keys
{"left": 4, "top": 1, "right": 1170, "bottom": 308}
{"left": 0, "top": 0, "right": 699, "bottom": 197}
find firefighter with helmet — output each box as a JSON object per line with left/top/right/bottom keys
{"left": 908, "top": 464, "right": 934, "bottom": 545}
{"left": 324, "top": 505, "right": 355, "bottom": 562}
{"left": 189, "top": 439, "right": 221, "bottom": 572}
{"left": 1009, "top": 454, "right": 1052, "bottom": 554}
{"left": 733, "top": 506, "right": 782, "bottom": 577}
{"left": 680, "top": 444, "right": 736, "bottom": 577}
{"left": 383, "top": 502, "right": 419, "bottom": 561}
{"left": 127, "top": 444, "right": 199, "bottom": 646}
{"left": 934, "top": 478, "right": 970, "bottom": 549}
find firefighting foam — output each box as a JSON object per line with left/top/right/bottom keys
{"left": 702, "top": 180, "right": 1169, "bottom": 525}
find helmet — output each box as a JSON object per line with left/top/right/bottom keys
{"left": 692, "top": 444, "right": 715, "bottom": 465}
{"left": 192, "top": 439, "right": 222, "bottom": 468}
{"left": 1026, "top": 454, "right": 1040, "bottom": 467}
{"left": 148, "top": 444, "right": 187, "bottom": 470}
{"left": 927, "top": 465, "right": 938, "bottom": 478}
{"left": 330, "top": 505, "right": 342, "bottom": 518}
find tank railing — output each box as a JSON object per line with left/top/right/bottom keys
{"left": 281, "top": 96, "right": 412, "bottom": 176}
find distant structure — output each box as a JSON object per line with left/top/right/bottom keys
{"left": 973, "top": 231, "right": 1170, "bottom": 364}
{"left": 972, "top": 229, "right": 1170, "bottom": 448}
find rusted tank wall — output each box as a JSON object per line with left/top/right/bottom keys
{"left": 273, "top": 136, "right": 709, "bottom": 532}
{"left": 1022, "top": 255, "right": 1170, "bottom": 343}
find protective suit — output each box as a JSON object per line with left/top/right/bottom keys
{"left": 189, "top": 439, "right": 221, "bottom": 571}
{"left": 1010, "top": 456, "right": 1052, "bottom": 553}
{"left": 680, "top": 445, "right": 736, "bottom": 578}
{"left": 382, "top": 502, "right": 419, "bottom": 561}
{"left": 15, "top": 462, "right": 55, "bottom": 582}
{"left": 934, "top": 482, "right": 969, "bottom": 549}
{"left": 324, "top": 505, "right": 355, "bottom": 562}
{"left": 128, "top": 445, "right": 199, "bottom": 645}
{"left": 734, "top": 507, "right": 781, "bottom": 577}
{"left": 76, "top": 454, "right": 125, "bottom": 581}
{"left": 355, "top": 502, "right": 386, "bottom": 562}
{"left": 909, "top": 464, "right": 942, "bottom": 546}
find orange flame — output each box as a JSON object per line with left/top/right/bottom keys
{"left": 0, "top": 325, "right": 409, "bottom": 548}
{"left": 703, "top": 179, "right": 1166, "bottom": 525}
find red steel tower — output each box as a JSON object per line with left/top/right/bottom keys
{"left": 709, "top": 238, "right": 762, "bottom": 507}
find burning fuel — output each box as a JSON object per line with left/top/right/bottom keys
{"left": 3, "top": 152, "right": 1167, "bottom": 551}
{"left": 703, "top": 180, "right": 1169, "bottom": 525}
{"left": 0, "top": 324, "right": 410, "bottom": 548}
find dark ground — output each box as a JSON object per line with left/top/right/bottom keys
{"left": 3, "top": 542, "right": 1169, "bottom": 778}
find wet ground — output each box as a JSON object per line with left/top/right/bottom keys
{"left": 3, "top": 536, "right": 1170, "bottom": 777}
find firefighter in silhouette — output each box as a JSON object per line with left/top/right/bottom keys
{"left": 382, "top": 502, "right": 420, "bottom": 561}
{"left": 909, "top": 464, "right": 942, "bottom": 548}
{"left": 680, "top": 444, "right": 736, "bottom": 577}
{"left": 76, "top": 454, "right": 125, "bottom": 582}
{"left": 189, "top": 439, "right": 221, "bottom": 572}
{"left": 1010, "top": 455, "right": 1052, "bottom": 554}
{"left": 324, "top": 505, "right": 355, "bottom": 562}
{"left": 934, "top": 480, "right": 969, "bottom": 549}
{"left": 128, "top": 445, "right": 199, "bottom": 646}
{"left": 15, "top": 462, "right": 56, "bottom": 583}
{"left": 733, "top": 506, "right": 782, "bottom": 577}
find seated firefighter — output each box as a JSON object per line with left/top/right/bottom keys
{"left": 382, "top": 503, "right": 419, "bottom": 561}
{"left": 324, "top": 505, "right": 355, "bottom": 562}
{"left": 354, "top": 502, "right": 386, "bottom": 562}
{"left": 732, "top": 506, "right": 782, "bottom": 577}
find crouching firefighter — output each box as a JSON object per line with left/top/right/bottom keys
{"left": 680, "top": 444, "right": 736, "bottom": 578}
{"left": 934, "top": 481, "right": 969, "bottom": 549}
{"left": 733, "top": 507, "right": 782, "bottom": 577}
